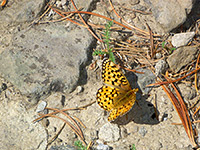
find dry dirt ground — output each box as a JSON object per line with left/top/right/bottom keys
{"left": 0, "top": 0, "right": 200, "bottom": 150}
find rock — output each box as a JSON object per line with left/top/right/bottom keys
{"left": 138, "top": 126, "right": 147, "bottom": 137}
{"left": 75, "top": 86, "right": 84, "bottom": 94}
{"left": 36, "top": 101, "right": 47, "bottom": 112}
{"left": 144, "top": 0, "right": 193, "bottom": 33}
{"left": 116, "top": 0, "right": 140, "bottom": 5}
{"left": 96, "top": 142, "right": 111, "bottom": 150}
{"left": 0, "top": 100, "right": 47, "bottom": 150}
{"left": 137, "top": 69, "right": 156, "bottom": 94}
{"left": 49, "top": 144, "right": 77, "bottom": 150}
{"left": 155, "top": 52, "right": 162, "bottom": 59}
{"left": 159, "top": 112, "right": 169, "bottom": 122}
{"left": 0, "top": 23, "right": 94, "bottom": 105}
{"left": 177, "top": 83, "right": 196, "bottom": 101}
{"left": 171, "top": 32, "right": 195, "bottom": 48}
{"left": 167, "top": 46, "right": 198, "bottom": 72}
{"left": 0, "top": 0, "right": 45, "bottom": 23}
{"left": 155, "top": 59, "right": 168, "bottom": 76}
{"left": 98, "top": 123, "right": 120, "bottom": 142}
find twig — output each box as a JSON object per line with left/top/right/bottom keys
{"left": 48, "top": 115, "right": 87, "bottom": 146}
{"left": 195, "top": 53, "right": 200, "bottom": 93}
{"left": 146, "top": 23, "right": 155, "bottom": 58}
{"left": 0, "top": 0, "right": 7, "bottom": 7}
{"left": 70, "top": 0, "right": 102, "bottom": 42}
{"left": 147, "top": 66, "right": 200, "bottom": 87}
{"left": 121, "top": 6, "right": 152, "bottom": 15}
{"left": 43, "top": 107, "right": 85, "bottom": 140}
{"left": 47, "top": 123, "right": 66, "bottom": 146}
{"left": 30, "top": 3, "right": 51, "bottom": 26}
{"left": 108, "top": 0, "right": 159, "bottom": 37}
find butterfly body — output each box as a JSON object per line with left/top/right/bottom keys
{"left": 96, "top": 59, "right": 138, "bottom": 121}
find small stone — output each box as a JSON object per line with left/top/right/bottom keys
{"left": 137, "top": 69, "right": 156, "bottom": 94}
{"left": 155, "top": 53, "right": 162, "bottom": 59}
{"left": 121, "top": 127, "right": 128, "bottom": 138}
{"left": 177, "top": 84, "right": 196, "bottom": 100}
{"left": 50, "top": 144, "right": 76, "bottom": 150}
{"left": 1, "top": 83, "right": 7, "bottom": 91}
{"left": 98, "top": 123, "right": 120, "bottom": 142}
{"left": 61, "top": 0, "right": 67, "bottom": 6}
{"left": 36, "top": 101, "right": 47, "bottom": 113}
{"left": 138, "top": 126, "right": 147, "bottom": 137}
{"left": 160, "top": 112, "right": 168, "bottom": 121}
{"left": 155, "top": 59, "right": 168, "bottom": 76}
{"left": 131, "top": 126, "right": 139, "bottom": 133}
{"left": 167, "top": 46, "right": 198, "bottom": 72}
{"left": 75, "top": 86, "right": 83, "bottom": 94}
{"left": 172, "top": 32, "right": 195, "bottom": 48}
{"left": 96, "top": 143, "right": 111, "bottom": 150}
{"left": 116, "top": 0, "right": 139, "bottom": 5}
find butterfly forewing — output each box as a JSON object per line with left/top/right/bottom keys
{"left": 102, "top": 59, "right": 132, "bottom": 91}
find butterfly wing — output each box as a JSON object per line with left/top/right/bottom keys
{"left": 97, "top": 59, "right": 138, "bottom": 121}
{"left": 108, "top": 88, "right": 138, "bottom": 121}
{"left": 96, "top": 85, "right": 119, "bottom": 111}
{"left": 101, "top": 59, "right": 132, "bottom": 91}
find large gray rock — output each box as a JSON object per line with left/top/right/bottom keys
{"left": 144, "top": 0, "right": 193, "bottom": 33}
{"left": 0, "top": 23, "right": 95, "bottom": 105}
{"left": 0, "top": 0, "right": 45, "bottom": 23}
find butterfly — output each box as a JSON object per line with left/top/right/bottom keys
{"left": 96, "top": 59, "right": 138, "bottom": 121}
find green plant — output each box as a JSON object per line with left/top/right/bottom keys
{"left": 162, "top": 41, "right": 176, "bottom": 54}
{"left": 130, "top": 144, "right": 136, "bottom": 150}
{"left": 74, "top": 140, "right": 87, "bottom": 150}
{"left": 93, "top": 21, "right": 115, "bottom": 63}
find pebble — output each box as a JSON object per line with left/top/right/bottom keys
{"left": 98, "top": 123, "right": 120, "bottom": 142}
{"left": 171, "top": 32, "right": 195, "bottom": 48}
{"left": 74, "top": 86, "right": 83, "bottom": 94}
{"left": 138, "top": 126, "right": 147, "bottom": 137}
{"left": 36, "top": 101, "right": 47, "bottom": 113}
{"left": 1, "top": 83, "right": 7, "bottom": 91}
{"left": 96, "top": 143, "right": 111, "bottom": 150}
{"left": 167, "top": 46, "right": 198, "bottom": 72}
{"left": 137, "top": 69, "right": 156, "bottom": 94}
{"left": 177, "top": 84, "right": 196, "bottom": 100}
{"left": 155, "top": 52, "right": 162, "bottom": 59}
{"left": 49, "top": 144, "right": 76, "bottom": 150}
{"left": 155, "top": 59, "right": 168, "bottom": 76}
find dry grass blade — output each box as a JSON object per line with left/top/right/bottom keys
{"left": 47, "top": 123, "right": 66, "bottom": 146}
{"left": 69, "top": 0, "right": 102, "bottom": 42}
{"left": 46, "top": 107, "right": 85, "bottom": 140}
{"left": 0, "top": 0, "right": 7, "bottom": 7}
{"left": 33, "top": 101, "right": 95, "bottom": 122}
{"left": 108, "top": 0, "right": 151, "bottom": 37}
{"left": 33, "top": 106, "right": 89, "bottom": 146}
{"left": 146, "top": 23, "right": 154, "bottom": 58}
{"left": 50, "top": 6, "right": 86, "bottom": 27}
{"left": 147, "top": 66, "right": 200, "bottom": 87}
{"left": 55, "top": 9, "right": 134, "bottom": 31}
{"left": 47, "top": 114, "right": 87, "bottom": 146}
{"left": 123, "top": 67, "right": 144, "bottom": 74}
{"left": 195, "top": 53, "right": 200, "bottom": 93}
{"left": 30, "top": 3, "right": 51, "bottom": 25}
{"left": 161, "top": 77, "right": 198, "bottom": 148}
{"left": 121, "top": 6, "right": 152, "bottom": 15}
